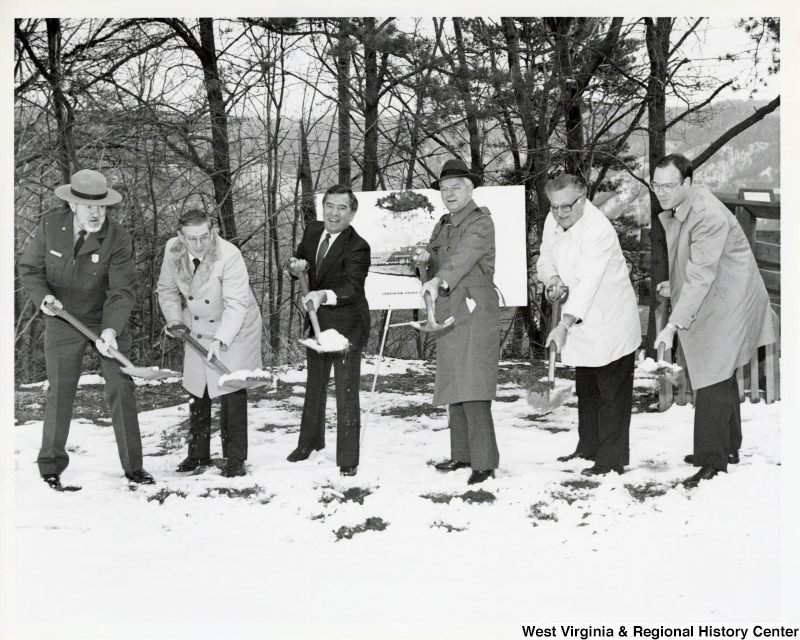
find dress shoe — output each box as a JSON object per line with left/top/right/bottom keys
{"left": 176, "top": 456, "right": 213, "bottom": 472}
{"left": 467, "top": 469, "right": 495, "bottom": 485}
{"left": 557, "top": 450, "right": 595, "bottom": 463}
{"left": 339, "top": 465, "right": 357, "bottom": 477}
{"left": 580, "top": 465, "right": 623, "bottom": 477}
{"left": 682, "top": 464, "right": 719, "bottom": 488}
{"left": 125, "top": 469, "right": 156, "bottom": 485}
{"left": 42, "top": 474, "right": 62, "bottom": 490}
{"left": 684, "top": 452, "right": 739, "bottom": 465}
{"left": 221, "top": 460, "right": 247, "bottom": 478}
{"left": 434, "top": 459, "right": 471, "bottom": 472}
{"left": 287, "top": 445, "right": 323, "bottom": 462}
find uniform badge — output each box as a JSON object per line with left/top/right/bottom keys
{"left": 92, "top": 254, "right": 99, "bottom": 263}
{"left": 49, "top": 250, "right": 62, "bottom": 258}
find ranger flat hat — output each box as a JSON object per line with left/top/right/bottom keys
{"left": 431, "top": 158, "right": 481, "bottom": 190}
{"left": 54, "top": 169, "right": 122, "bottom": 206}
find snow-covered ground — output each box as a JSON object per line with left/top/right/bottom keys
{"left": 5, "top": 357, "right": 798, "bottom": 639}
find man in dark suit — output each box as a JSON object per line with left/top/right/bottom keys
{"left": 286, "top": 184, "right": 371, "bottom": 476}
{"left": 19, "top": 169, "right": 155, "bottom": 489}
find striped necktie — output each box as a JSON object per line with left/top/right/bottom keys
{"left": 316, "top": 233, "right": 331, "bottom": 272}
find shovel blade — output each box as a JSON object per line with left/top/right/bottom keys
{"left": 527, "top": 383, "right": 572, "bottom": 412}
{"left": 120, "top": 366, "right": 178, "bottom": 380}
{"left": 409, "top": 315, "right": 455, "bottom": 333}
{"left": 218, "top": 369, "right": 272, "bottom": 391}
{"left": 298, "top": 337, "right": 350, "bottom": 354}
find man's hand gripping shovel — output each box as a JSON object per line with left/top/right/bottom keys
{"left": 527, "top": 284, "right": 573, "bottom": 412}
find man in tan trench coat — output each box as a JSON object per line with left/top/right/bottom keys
{"left": 415, "top": 158, "right": 500, "bottom": 485}
{"left": 157, "top": 210, "right": 263, "bottom": 478}
{"left": 652, "top": 154, "right": 776, "bottom": 488}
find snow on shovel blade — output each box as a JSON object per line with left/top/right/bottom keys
{"left": 527, "top": 379, "right": 573, "bottom": 412}
{"left": 120, "top": 366, "right": 178, "bottom": 380}
{"left": 299, "top": 329, "right": 351, "bottom": 354}
{"left": 218, "top": 368, "right": 272, "bottom": 390}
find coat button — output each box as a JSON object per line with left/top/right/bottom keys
{"left": 209, "top": 319, "right": 214, "bottom": 323}
{"left": 194, "top": 316, "right": 199, "bottom": 320}
{"left": 196, "top": 334, "right": 202, "bottom": 339}
{"left": 205, "top": 300, "right": 209, "bottom": 304}
{"left": 188, "top": 296, "right": 193, "bottom": 300}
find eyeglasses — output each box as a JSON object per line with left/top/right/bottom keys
{"left": 182, "top": 233, "right": 211, "bottom": 244}
{"left": 649, "top": 181, "right": 683, "bottom": 194}
{"left": 549, "top": 194, "right": 584, "bottom": 214}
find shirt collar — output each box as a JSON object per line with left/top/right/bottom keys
{"left": 449, "top": 199, "right": 478, "bottom": 226}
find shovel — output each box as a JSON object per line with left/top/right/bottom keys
{"left": 44, "top": 303, "right": 177, "bottom": 380}
{"left": 167, "top": 324, "right": 270, "bottom": 390}
{"left": 409, "top": 289, "right": 455, "bottom": 333}
{"left": 527, "top": 285, "right": 572, "bottom": 411}
{"left": 296, "top": 269, "right": 350, "bottom": 353}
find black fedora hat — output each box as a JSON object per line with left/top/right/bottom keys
{"left": 430, "top": 158, "right": 481, "bottom": 190}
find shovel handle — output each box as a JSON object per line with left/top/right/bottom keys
{"left": 297, "top": 270, "right": 323, "bottom": 342}
{"left": 169, "top": 324, "right": 231, "bottom": 376}
{"left": 548, "top": 343, "right": 557, "bottom": 382}
{"left": 44, "top": 303, "right": 135, "bottom": 369}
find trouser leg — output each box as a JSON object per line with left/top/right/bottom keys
{"left": 99, "top": 330, "right": 143, "bottom": 474}
{"left": 333, "top": 349, "right": 361, "bottom": 467}
{"left": 693, "top": 373, "right": 737, "bottom": 472}
{"left": 298, "top": 348, "right": 333, "bottom": 450}
{"left": 221, "top": 389, "right": 248, "bottom": 462}
{"left": 38, "top": 319, "right": 86, "bottom": 476}
{"left": 188, "top": 387, "right": 212, "bottom": 460}
{"left": 593, "top": 351, "right": 635, "bottom": 469}
{"left": 575, "top": 365, "right": 600, "bottom": 458}
{"left": 448, "top": 403, "right": 471, "bottom": 463}
{"left": 462, "top": 400, "right": 499, "bottom": 471}
{"left": 728, "top": 376, "right": 743, "bottom": 454}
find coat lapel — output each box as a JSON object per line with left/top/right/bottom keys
{"left": 315, "top": 226, "right": 351, "bottom": 284}
{"left": 76, "top": 220, "right": 107, "bottom": 258}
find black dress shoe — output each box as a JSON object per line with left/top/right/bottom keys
{"left": 125, "top": 469, "right": 156, "bottom": 485}
{"left": 221, "top": 460, "right": 247, "bottom": 478}
{"left": 434, "top": 459, "right": 471, "bottom": 472}
{"left": 580, "top": 465, "right": 623, "bottom": 477}
{"left": 176, "top": 456, "right": 213, "bottom": 472}
{"left": 683, "top": 464, "right": 719, "bottom": 488}
{"left": 684, "top": 452, "right": 739, "bottom": 465}
{"left": 557, "top": 450, "right": 595, "bottom": 463}
{"left": 467, "top": 469, "right": 495, "bottom": 485}
{"left": 43, "top": 474, "right": 62, "bottom": 490}
{"left": 339, "top": 465, "right": 357, "bottom": 477}
{"left": 287, "top": 445, "right": 323, "bottom": 462}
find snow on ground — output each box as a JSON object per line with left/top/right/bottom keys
{"left": 8, "top": 358, "right": 791, "bottom": 639}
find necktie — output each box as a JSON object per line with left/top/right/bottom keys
{"left": 316, "top": 233, "right": 331, "bottom": 272}
{"left": 74, "top": 230, "right": 87, "bottom": 258}
{"left": 192, "top": 257, "right": 201, "bottom": 273}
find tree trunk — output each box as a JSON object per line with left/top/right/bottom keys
{"left": 336, "top": 22, "right": 352, "bottom": 187}
{"left": 298, "top": 121, "right": 316, "bottom": 225}
{"left": 197, "top": 18, "right": 237, "bottom": 241}
{"left": 452, "top": 18, "right": 482, "bottom": 178}
{"left": 361, "top": 18, "right": 380, "bottom": 192}
{"left": 46, "top": 19, "right": 75, "bottom": 186}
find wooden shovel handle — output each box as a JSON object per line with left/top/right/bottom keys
{"left": 44, "top": 303, "right": 135, "bottom": 369}
{"left": 297, "top": 270, "right": 323, "bottom": 342}
{"left": 168, "top": 323, "right": 231, "bottom": 375}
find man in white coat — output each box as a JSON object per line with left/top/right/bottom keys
{"left": 537, "top": 174, "right": 641, "bottom": 476}
{"left": 652, "top": 154, "right": 776, "bottom": 488}
{"left": 157, "top": 210, "right": 263, "bottom": 477}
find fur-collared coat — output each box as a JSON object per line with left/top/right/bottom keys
{"left": 157, "top": 231, "right": 262, "bottom": 399}
{"left": 659, "top": 185, "right": 777, "bottom": 389}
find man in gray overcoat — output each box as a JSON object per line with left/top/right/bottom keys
{"left": 652, "top": 154, "right": 777, "bottom": 488}
{"left": 157, "top": 209, "right": 263, "bottom": 478}
{"left": 415, "top": 158, "right": 500, "bottom": 485}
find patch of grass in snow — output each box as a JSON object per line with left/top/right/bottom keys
{"left": 459, "top": 489, "right": 496, "bottom": 504}
{"left": 624, "top": 481, "right": 676, "bottom": 502}
{"left": 639, "top": 458, "right": 669, "bottom": 471}
{"left": 495, "top": 394, "right": 520, "bottom": 403}
{"left": 420, "top": 492, "right": 454, "bottom": 504}
{"left": 368, "top": 372, "right": 435, "bottom": 394}
{"left": 538, "top": 425, "right": 570, "bottom": 433}
{"left": 147, "top": 488, "right": 188, "bottom": 504}
{"left": 560, "top": 479, "right": 600, "bottom": 491}
{"left": 382, "top": 403, "right": 444, "bottom": 418}
{"left": 320, "top": 486, "right": 373, "bottom": 505}
{"left": 522, "top": 414, "right": 556, "bottom": 423}
{"left": 150, "top": 419, "right": 189, "bottom": 456}
{"left": 200, "top": 485, "right": 266, "bottom": 500}
{"left": 529, "top": 501, "right": 558, "bottom": 523}
{"left": 431, "top": 520, "right": 466, "bottom": 532}
{"left": 333, "top": 517, "right": 388, "bottom": 540}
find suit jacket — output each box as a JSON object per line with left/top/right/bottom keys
{"left": 659, "top": 185, "right": 776, "bottom": 388}
{"left": 423, "top": 199, "right": 499, "bottom": 405}
{"left": 537, "top": 201, "right": 641, "bottom": 367}
{"left": 157, "top": 233, "right": 263, "bottom": 399}
{"left": 295, "top": 221, "right": 371, "bottom": 350}
{"left": 19, "top": 210, "right": 136, "bottom": 336}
